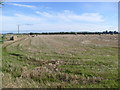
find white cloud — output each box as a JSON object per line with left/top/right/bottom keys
{"left": 1, "top": 11, "right": 117, "bottom": 33}
{"left": 70, "top": 13, "right": 104, "bottom": 22}
{"left": 2, "top": 13, "right": 45, "bottom": 32}
{"left": 30, "top": 23, "right": 117, "bottom": 32}
{"left": 3, "top": 13, "right": 44, "bottom": 23}
{"left": 14, "top": 14, "right": 44, "bottom": 21}
{"left": 36, "top": 10, "right": 104, "bottom": 22}
{"left": 36, "top": 11, "right": 52, "bottom": 17}
{"left": 10, "top": 3, "right": 36, "bottom": 8}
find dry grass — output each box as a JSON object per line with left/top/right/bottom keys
{"left": 2, "top": 34, "right": 118, "bottom": 88}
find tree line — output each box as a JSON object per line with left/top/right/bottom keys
{"left": 29, "top": 30, "right": 119, "bottom": 35}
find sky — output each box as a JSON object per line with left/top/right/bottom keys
{"left": 0, "top": 2, "right": 118, "bottom": 33}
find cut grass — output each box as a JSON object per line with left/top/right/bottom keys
{"left": 2, "top": 34, "right": 118, "bottom": 88}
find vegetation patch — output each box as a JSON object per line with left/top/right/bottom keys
{"left": 2, "top": 34, "right": 118, "bottom": 88}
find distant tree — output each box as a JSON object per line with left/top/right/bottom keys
{"left": 113, "top": 31, "right": 118, "bottom": 34}
{"left": 109, "top": 31, "right": 114, "bottom": 35}
{"left": 105, "top": 30, "right": 108, "bottom": 34}
{"left": 30, "top": 32, "right": 34, "bottom": 35}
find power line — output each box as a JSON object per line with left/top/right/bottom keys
{"left": 17, "top": 24, "right": 33, "bottom": 34}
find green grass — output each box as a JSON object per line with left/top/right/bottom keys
{"left": 2, "top": 35, "right": 118, "bottom": 88}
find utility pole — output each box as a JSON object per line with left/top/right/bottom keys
{"left": 17, "top": 24, "right": 33, "bottom": 34}
{"left": 18, "top": 24, "right": 19, "bottom": 34}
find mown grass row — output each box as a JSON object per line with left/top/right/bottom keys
{"left": 2, "top": 35, "right": 119, "bottom": 88}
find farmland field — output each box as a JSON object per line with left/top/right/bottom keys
{"left": 1, "top": 34, "right": 119, "bottom": 88}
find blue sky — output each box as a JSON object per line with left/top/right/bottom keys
{"left": 1, "top": 2, "right": 118, "bottom": 33}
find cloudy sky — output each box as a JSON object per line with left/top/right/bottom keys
{"left": 1, "top": 2, "right": 118, "bottom": 33}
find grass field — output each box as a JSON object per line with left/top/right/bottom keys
{"left": 1, "top": 34, "right": 119, "bottom": 88}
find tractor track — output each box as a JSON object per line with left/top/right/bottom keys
{"left": 3, "top": 36, "right": 29, "bottom": 54}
